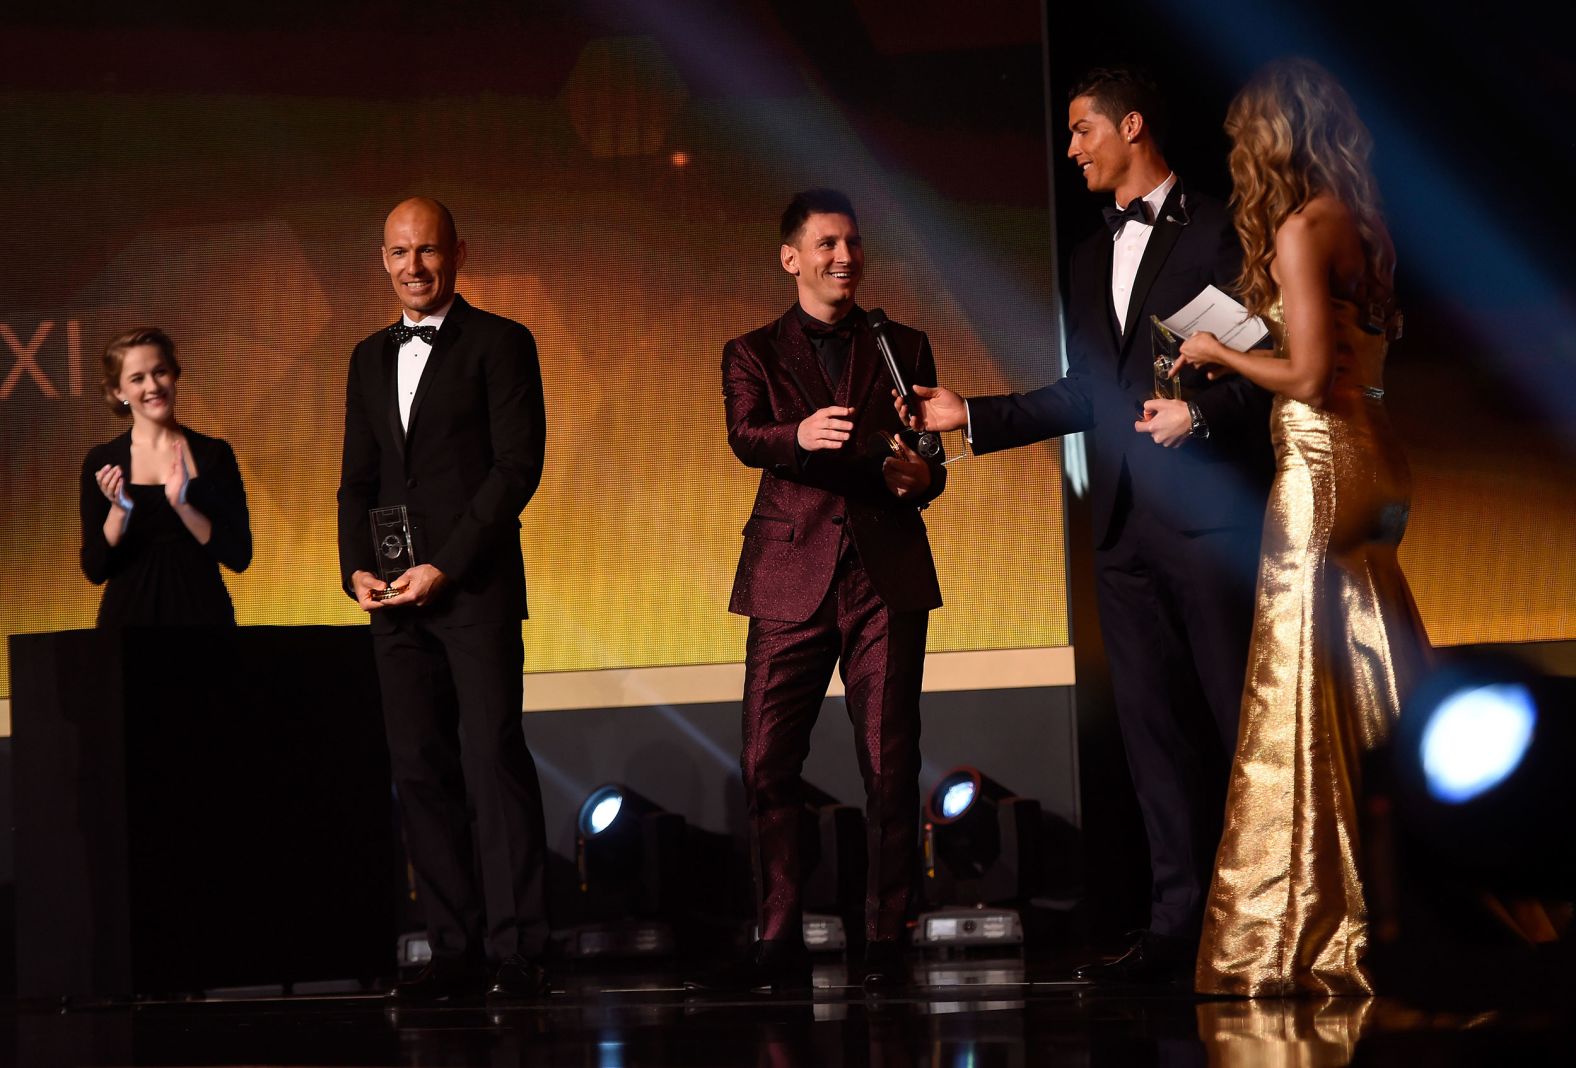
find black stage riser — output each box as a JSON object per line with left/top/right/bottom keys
{"left": 10, "top": 626, "right": 397, "bottom": 1000}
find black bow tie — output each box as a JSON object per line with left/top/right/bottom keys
{"left": 801, "top": 316, "right": 856, "bottom": 340}
{"left": 1102, "top": 198, "right": 1151, "bottom": 234}
{"left": 390, "top": 322, "right": 438, "bottom": 345}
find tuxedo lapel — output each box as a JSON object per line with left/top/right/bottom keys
{"left": 1119, "top": 184, "right": 1188, "bottom": 359}
{"left": 773, "top": 310, "right": 834, "bottom": 412}
{"left": 380, "top": 332, "right": 405, "bottom": 464}
{"left": 1092, "top": 234, "right": 1120, "bottom": 352}
{"left": 846, "top": 318, "right": 880, "bottom": 414}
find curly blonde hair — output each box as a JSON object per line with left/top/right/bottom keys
{"left": 1225, "top": 58, "right": 1394, "bottom": 316}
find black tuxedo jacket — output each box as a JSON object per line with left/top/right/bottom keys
{"left": 970, "top": 182, "right": 1272, "bottom": 540}
{"left": 724, "top": 306, "right": 946, "bottom": 623}
{"left": 337, "top": 294, "right": 546, "bottom": 632}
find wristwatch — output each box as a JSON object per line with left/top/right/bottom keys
{"left": 1187, "top": 401, "right": 1210, "bottom": 440}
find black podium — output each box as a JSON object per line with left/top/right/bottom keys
{"left": 9, "top": 626, "right": 397, "bottom": 1000}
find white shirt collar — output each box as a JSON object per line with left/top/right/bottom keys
{"left": 401, "top": 297, "right": 455, "bottom": 331}
{"left": 1139, "top": 172, "right": 1176, "bottom": 220}
{"left": 1111, "top": 173, "right": 1177, "bottom": 237}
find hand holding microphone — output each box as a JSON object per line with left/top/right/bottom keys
{"left": 867, "top": 308, "right": 942, "bottom": 458}
{"left": 894, "top": 383, "right": 968, "bottom": 434}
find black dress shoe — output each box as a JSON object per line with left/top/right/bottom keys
{"left": 1073, "top": 931, "right": 1195, "bottom": 985}
{"left": 685, "top": 939, "right": 813, "bottom": 993}
{"left": 487, "top": 954, "right": 550, "bottom": 1001}
{"left": 860, "top": 941, "right": 910, "bottom": 994}
{"left": 386, "top": 957, "right": 488, "bottom": 1003}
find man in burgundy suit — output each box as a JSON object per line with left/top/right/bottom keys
{"left": 704, "top": 188, "right": 947, "bottom": 993}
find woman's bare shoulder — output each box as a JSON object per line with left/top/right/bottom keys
{"left": 1277, "top": 194, "right": 1356, "bottom": 241}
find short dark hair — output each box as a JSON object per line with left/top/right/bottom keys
{"left": 780, "top": 188, "right": 858, "bottom": 243}
{"left": 1069, "top": 66, "right": 1167, "bottom": 150}
{"left": 101, "top": 327, "right": 181, "bottom": 416}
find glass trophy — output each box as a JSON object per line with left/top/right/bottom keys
{"left": 1150, "top": 315, "right": 1184, "bottom": 401}
{"left": 875, "top": 428, "right": 951, "bottom": 466}
{"left": 369, "top": 505, "right": 415, "bottom": 600}
{"left": 1150, "top": 315, "right": 1212, "bottom": 401}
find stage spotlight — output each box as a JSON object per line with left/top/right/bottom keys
{"left": 1418, "top": 682, "right": 1536, "bottom": 804}
{"left": 566, "top": 782, "right": 746, "bottom": 961}
{"left": 1363, "top": 652, "right": 1576, "bottom": 999}
{"left": 917, "top": 766, "right": 1043, "bottom": 949}
{"left": 1388, "top": 655, "right": 1576, "bottom": 892}
{"left": 569, "top": 783, "right": 685, "bottom": 958}
{"left": 938, "top": 773, "right": 977, "bottom": 820}
{"left": 582, "top": 786, "right": 625, "bottom": 836}
{"left": 925, "top": 768, "right": 1000, "bottom": 880}
{"left": 923, "top": 767, "right": 1040, "bottom": 893}
{"left": 576, "top": 783, "right": 682, "bottom": 903}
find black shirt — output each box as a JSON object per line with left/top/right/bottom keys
{"left": 795, "top": 303, "right": 860, "bottom": 393}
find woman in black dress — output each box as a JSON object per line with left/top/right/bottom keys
{"left": 80, "top": 327, "right": 252, "bottom": 625}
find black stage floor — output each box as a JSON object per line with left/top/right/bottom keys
{"left": 6, "top": 958, "right": 1574, "bottom": 1067}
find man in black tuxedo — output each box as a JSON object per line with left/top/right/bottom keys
{"left": 337, "top": 196, "right": 549, "bottom": 1002}
{"left": 900, "top": 68, "right": 1273, "bottom": 983}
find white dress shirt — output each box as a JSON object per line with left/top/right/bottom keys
{"left": 396, "top": 300, "right": 453, "bottom": 431}
{"left": 1109, "top": 172, "right": 1176, "bottom": 332}
{"left": 962, "top": 173, "right": 1177, "bottom": 444}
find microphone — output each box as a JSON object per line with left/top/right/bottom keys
{"left": 867, "top": 308, "right": 941, "bottom": 458}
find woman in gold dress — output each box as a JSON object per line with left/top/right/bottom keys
{"left": 1173, "top": 58, "right": 1431, "bottom": 996}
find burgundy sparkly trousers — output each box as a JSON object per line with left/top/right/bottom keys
{"left": 740, "top": 546, "right": 928, "bottom": 944}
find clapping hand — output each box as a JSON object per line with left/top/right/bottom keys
{"left": 95, "top": 464, "right": 134, "bottom": 511}
{"left": 164, "top": 440, "right": 191, "bottom": 507}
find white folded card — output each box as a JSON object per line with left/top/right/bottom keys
{"left": 1159, "top": 285, "right": 1269, "bottom": 350}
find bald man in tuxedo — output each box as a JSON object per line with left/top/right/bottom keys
{"left": 337, "top": 197, "right": 550, "bottom": 1003}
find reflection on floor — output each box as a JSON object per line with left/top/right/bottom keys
{"left": 6, "top": 957, "right": 1573, "bottom": 1066}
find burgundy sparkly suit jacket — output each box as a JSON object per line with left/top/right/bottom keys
{"left": 724, "top": 306, "right": 946, "bottom": 623}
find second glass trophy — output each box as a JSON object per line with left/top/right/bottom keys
{"left": 369, "top": 505, "right": 416, "bottom": 600}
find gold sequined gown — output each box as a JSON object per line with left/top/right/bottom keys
{"left": 1195, "top": 294, "right": 1430, "bottom": 997}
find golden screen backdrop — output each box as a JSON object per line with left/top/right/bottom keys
{"left": 2, "top": 7, "right": 1571, "bottom": 707}
{"left": 0, "top": 14, "right": 1071, "bottom": 701}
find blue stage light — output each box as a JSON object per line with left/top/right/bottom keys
{"left": 579, "top": 786, "right": 626, "bottom": 837}
{"left": 941, "top": 779, "right": 977, "bottom": 820}
{"left": 571, "top": 782, "right": 703, "bottom": 956}
{"left": 1420, "top": 682, "right": 1537, "bottom": 803}
{"left": 1388, "top": 653, "right": 1576, "bottom": 894}
{"left": 589, "top": 794, "right": 623, "bottom": 834}
{"left": 929, "top": 769, "right": 983, "bottom": 825}
{"left": 921, "top": 764, "right": 1042, "bottom": 922}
